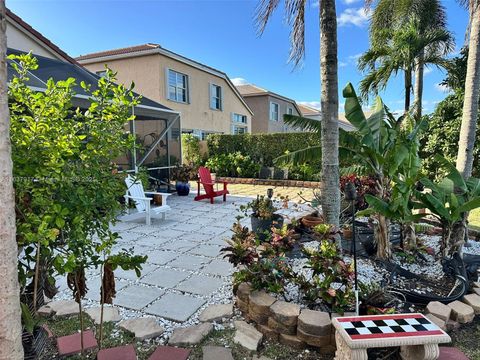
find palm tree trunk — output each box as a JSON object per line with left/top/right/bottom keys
{"left": 319, "top": 0, "right": 340, "bottom": 240}
{"left": 0, "top": 2, "right": 24, "bottom": 359}
{"left": 414, "top": 53, "right": 424, "bottom": 121}
{"left": 404, "top": 69, "right": 412, "bottom": 113}
{"left": 456, "top": 6, "right": 480, "bottom": 178}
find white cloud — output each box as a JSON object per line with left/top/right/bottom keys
{"left": 435, "top": 83, "right": 450, "bottom": 93}
{"left": 298, "top": 101, "right": 321, "bottom": 110}
{"left": 344, "top": 0, "right": 362, "bottom": 4}
{"left": 311, "top": 0, "right": 320, "bottom": 8}
{"left": 231, "top": 77, "right": 249, "bottom": 86}
{"left": 424, "top": 67, "right": 433, "bottom": 75}
{"left": 337, "top": 8, "right": 371, "bottom": 27}
{"left": 339, "top": 61, "right": 348, "bottom": 67}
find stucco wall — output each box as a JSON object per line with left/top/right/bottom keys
{"left": 7, "top": 20, "right": 63, "bottom": 60}
{"left": 243, "top": 95, "right": 301, "bottom": 133}
{"left": 82, "top": 54, "right": 251, "bottom": 135}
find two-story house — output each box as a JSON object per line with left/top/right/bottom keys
{"left": 76, "top": 44, "right": 253, "bottom": 140}
{"left": 235, "top": 84, "right": 302, "bottom": 133}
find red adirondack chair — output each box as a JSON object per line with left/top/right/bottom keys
{"left": 194, "top": 167, "right": 229, "bottom": 204}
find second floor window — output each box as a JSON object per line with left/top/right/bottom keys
{"left": 288, "top": 107, "right": 294, "bottom": 115}
{"left": 270, "top": 102, "right": 279, "bottom": 121}
{"left": 210, "top": 84, "right": 222, "bottom": 110}
{"left": 168, "top": 69, "right": 189, "bottom": 103}
{"left": 232, "top": 113, "right": 247, "bottom": 124}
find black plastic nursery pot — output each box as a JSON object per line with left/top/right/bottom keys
{"left": 22, "top": 326, "right": 48, "bottom": 360}
{"left": 251, "top": 214, "right": 284, "bottom": 241}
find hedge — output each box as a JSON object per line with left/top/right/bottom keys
{"left": 207, "top": 132, "right": 322, "bottom": 167}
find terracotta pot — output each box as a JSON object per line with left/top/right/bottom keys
{"left": 343, "top": 229, "right": 353, "bottom": 240}
{"left": 301, "top": 215, "right": 324, "bottom": 227}
{"left": 153, "top": 194, "right": 163, "bottom": 206}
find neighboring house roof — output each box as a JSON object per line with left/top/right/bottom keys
{"left": 6, "top": 8, "right": 78, "bottom": 65}
{"left": 297, "top": 103, "right": 321, "bottom": 117}
{"left": 8, "top": 48, "right": 176, "bottom": 114}
{"left": 236, "top": 84, "right": 302, "bottom": 115}
{"left": 76, "top": 43, "right": 254, "bottom": 115}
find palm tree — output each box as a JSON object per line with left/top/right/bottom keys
{"left": 367, "top": 0, "right": 449, "bottom": 119}
{"left": 0, "top": 1, "right": 24, "bottom": 359}
{"left": 456, "top": 0, "right": 480, "bottom": 178}
{"left": 256, "top": 0, "right": 341, "bottom": 231}
{"left": 359, "top": 17, "right": 454, "bottom": 114}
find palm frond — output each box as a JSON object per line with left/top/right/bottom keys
{"left": 283, "top": 114, "right": 322, "bottom": 132}
{"left": 285, "top": 0, "right": 308, "bottom": 66}
{"left": 274, "top": 145, "right": 322, "bottom": 166}
{"left": 255, "top": 0, "right": 281, "bottom": 36}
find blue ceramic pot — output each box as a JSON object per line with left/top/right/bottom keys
{"left": 176, "top": 181, "right": 190, "bottom": 196}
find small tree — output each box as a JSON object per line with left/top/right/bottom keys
{"left": 10, "top": 54, "right": 147, "bottom": 351}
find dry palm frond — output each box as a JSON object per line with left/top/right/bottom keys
{"left": 101, "top": 263, "right": 116, "bottom": 304}
{"left": 67, "top": 269, "right": 88, "bottom": 303}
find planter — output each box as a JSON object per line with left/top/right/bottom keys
{"left": 251, "top": 214, "right": 284, "bottom": 241}
{"left": 301, "top": 215, "right": 324, "bottom": 228}
{"left": 153, "top": 194, "right": 163, "bottom": 206}
{"left": 23, "top": 326, "right": 48, "bottom": 360}
{"left": 365, "top": 305, "right": 396, "bottom": 315}
{"left": 343, "top": 229, "right": 353, "bottom": 240}
{"left": 175, "top": 181, "right": 190, "bottom": 196}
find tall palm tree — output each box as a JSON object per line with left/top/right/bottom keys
{"left": 0, "top": 1, "right": 24, "bottom": 359}
{"left": 367, "top": 0, "right": 448, "bottom": 119}
{"left": 456, "top": 0, "right": 480, "bottom": 178}
{"left": 256, "top": 0, "right": 340, "bottom": 230}
{"left": 359, "top": 18, "right": 454, "bottom": 114}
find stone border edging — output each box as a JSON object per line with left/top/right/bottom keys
{"left": 216, "top": 177, "right": 321, "bottom": 189}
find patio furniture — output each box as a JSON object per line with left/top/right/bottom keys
{"left": 124, "top": 175, "right": 171, "bottom": 225}
{"left": 332, "top": 313, "right": 451, "bottom": 360}
{"left": 194, "top": 167, "right": 229, "bottom": 204}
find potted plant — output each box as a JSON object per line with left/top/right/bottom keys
{"left": 342, "top": 224, "right": 353, "bottom": 240}
{"left": 241, "top": 195, "right": 283, "bottom": 240}
{"left": 172, "top": 164, "right": 196, "bottom": 196}
{"left": 301, "top": 213, "right": 324, "bottom": 227}
{"left": 359, "top": 282, "right": 401, "bottom": 315}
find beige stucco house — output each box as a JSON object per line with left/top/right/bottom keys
{"left": 297, "top": 103, "right": 355, "bottom": 132}
{"left": 76, "top": 44, "right": 253, "bottom": 139}
{"left": 235, "top": 84, "right": 303, "bottom": 133}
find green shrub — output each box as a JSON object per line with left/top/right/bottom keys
{"left": 181, "top": 133, "right": 202, "bottom": 166}
{"left": 205, "top": 152, "right": 260, "bottom": 178}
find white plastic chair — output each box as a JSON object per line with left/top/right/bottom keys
{"left": 123, "top": 175, "right": 171, "bottom": 225}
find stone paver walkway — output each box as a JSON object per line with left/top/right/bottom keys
{"left": 54, "top": 186, "right": 312, "bottom": 332}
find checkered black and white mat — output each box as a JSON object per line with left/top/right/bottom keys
{"left": 337, "top": 314, "right": 444, "bottom": 340}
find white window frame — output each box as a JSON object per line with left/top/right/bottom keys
{"left": 270, "top": 101, "right": 279, "bottom": 121}
{"left": 287, "top": 107, "right": 294, "bottom": 115}
{"left": 166, "top": 68, "right": 189, "bottom": 103}
{"left": 231, "top": 112, "right": 248, "bottom": 134}
{"left": 209, "top": 83, "right": 223, "bottom": 110}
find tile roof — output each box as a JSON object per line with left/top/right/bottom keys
{"left": 297, "top": 103, "right": 321, "bottom": 116}
{"left": 6, "top": 8, "right": 78, "bottom": 65}
{"left": 236, "top": 84, "right": 268, "bottom": 96}
{"left": 76, "top": 43, "right": 160, "bottom": 61}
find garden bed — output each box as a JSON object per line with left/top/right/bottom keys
{"left": 216, "top": 176, "right": 321, "bottom": 188}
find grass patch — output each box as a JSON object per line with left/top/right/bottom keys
{"left": 450, "top": 316, "right": 480, "bottom": 360}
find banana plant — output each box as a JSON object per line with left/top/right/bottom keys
{"left": 341, "top": 83, "right": 427, "bottom": 259}
{"left": 414, "top": 155, "right": 480, "bottom": 256}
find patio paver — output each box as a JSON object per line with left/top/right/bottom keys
{"left": 190, "top": 244, "right": 223, "bottom": 258}
{"left": 176, "top": 274, "right": 225, "bottom": 295}
{"left": 202, "top": 259, "right": 233, "bottom": 276}
{"left": 168, "top": 255, "right": 210, "bottom": 271}
{"left": 147, "top": 250, "right": 179, "bottom": 265}
{"left": 145, "top": 293, "right": 206, "bottom": 322}
{"left": 114, "top": 285, "right": 164, "bottom": 310}
{"left": 141, "top": 268, "right": 190, "bottom": 288}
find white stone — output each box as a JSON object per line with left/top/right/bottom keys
{"left": 199, "top": 304, "right": 234, "bottom": 322}
{"left": 233, "top": 320, "right": 263, "bottom": 351}
{"left": 118, "top": 317, "right": 164, "bottom": 340}
{"left": 85, "top": 306, "right": 121, "bottom": 324}
{"left": 168, "top": 323, "right": 213, "bottom": 346}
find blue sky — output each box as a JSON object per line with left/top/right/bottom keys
{"left": 9, "top": 0, "right": 470, "bottom": 113}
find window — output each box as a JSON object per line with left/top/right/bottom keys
{"left": 168, "top": 69, "right": 189, "bottom": 103}
{"left": 287, "top": 107, "right": 294, "bottom": 115}
{"left": 270, "top": 102, "right": 279, "bottom": 121}
{"left": 96, "top": 70, "right": 107, "bottom": 78}
{"left": 232, "top": 125, "right": 247, "bottom": 134}
{"left": 210, "top": 84, "right": 222, "bottom": 110}
{"left": 232, "top": 113, "right": 247, "bottom": 124}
